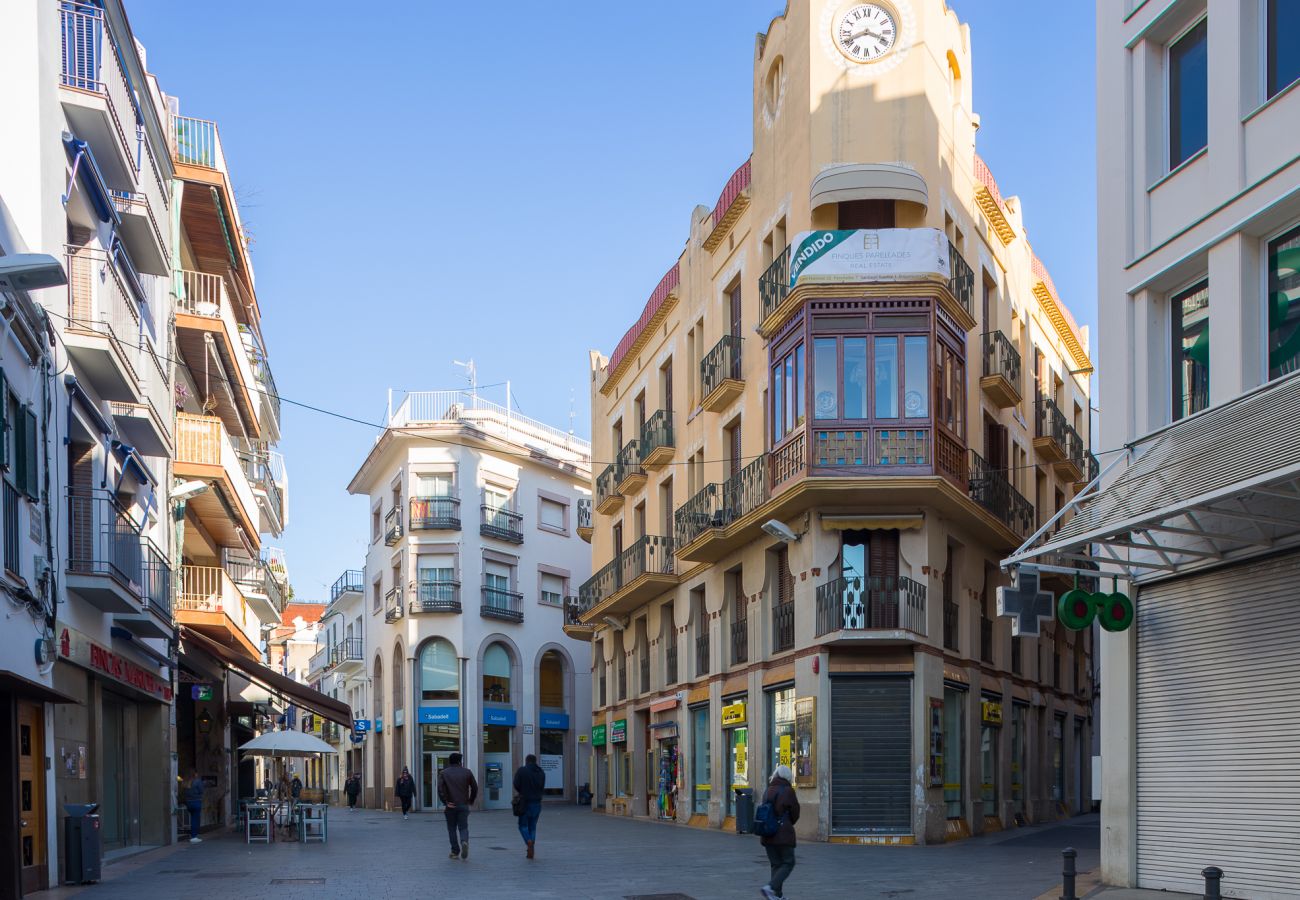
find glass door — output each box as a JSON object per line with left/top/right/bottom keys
{"left": 726, "top": 726, "right": 748, "bottom": 819}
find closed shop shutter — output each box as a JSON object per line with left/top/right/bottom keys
{"left": 830, "top": 676, "right": 911, "bottom": 834}
{"left": 1135, "top": 550, "right": 1300, "bottom": 898}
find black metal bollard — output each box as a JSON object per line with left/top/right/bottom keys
{"left": 1202, "top": 866, "right": 1223, "bottom": 900}
{"left": 1060, "top": 847, "right": 1077, "bottom": 900}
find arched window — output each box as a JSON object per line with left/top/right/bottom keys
{"left": 373, "top": 656, "right": 384, "bottom": 718}
{"left": 539, "top": 650, "right": 565, "bottom": 709}
{"left": 419, "top": 638, "right": 458, "bottom": 701}
{"left": 392, "top": 643, "right": 404, "bottom": 710}
{"left": 482, "top": 643, "right": 511, "bottom": 704}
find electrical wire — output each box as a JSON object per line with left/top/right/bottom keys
{"left": 41, "top": 307, "right": 1118, "bottom": 480}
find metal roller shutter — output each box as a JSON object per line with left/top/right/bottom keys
{"left": 830, "top": 676, "right": 911, "bottom": 834}
{"left": 1136, "top": 551, "right": 1300, "bottom": 899}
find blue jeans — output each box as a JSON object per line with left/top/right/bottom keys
{"left": 517, "top": 801, "right": 541, "bottom": 843}
{"left": 187, "top": 801, "right": 202, "bottom": 839}
{"left": 444, "top": 806, "right": 470, "bottom": 851}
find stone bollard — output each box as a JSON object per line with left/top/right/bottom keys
{"left": 1202, "top": 866, "right": 1223, "bottom": 900}
{"left": 1060, "top": 847, "right": 1077, "bottom": 900}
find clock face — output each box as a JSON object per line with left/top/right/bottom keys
{"left": 835, "top": 4, "right": 897, "bottom": 63}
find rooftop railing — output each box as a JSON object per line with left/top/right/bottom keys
{"left": 388, "top": 390, "right": 590, "bottom": 457}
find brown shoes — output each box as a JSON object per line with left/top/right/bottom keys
{"left": 526, "top": 840, "right": 535, "bottom": 859}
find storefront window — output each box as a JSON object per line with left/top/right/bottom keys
{"left": 767, "top": 687, "right": 796, "bottom": 784}
{"left": 1011, "top": 704, "right": 1026, "bottom": 815}
{"left": 691, "top": 705, "right": 710, "bottom": 815}
{"left": 980, "top": 698, "right": 1000, "bottom": 818}
{"left": 943, "top": 686, "right": 965, "bottom": 820}
{"left": 1052, "top": 714, "right": 1066, "bottom": 802}
{"left": 483, "top": 643, "right": 511, "bottom": 703}
{"left": 420, "top": 638, "right": 458, "bottom": 701}
{"left": 1267, "top": 226, "right": 1300, "bottom": 380}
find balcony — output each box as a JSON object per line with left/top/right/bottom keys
{"left": 410, "top": 580, "right": 461, "bottom": 614}
{"left": 66, "top": 491, "right": 172, "bottom": 637}
{"left": 730, "top": 619, "right": 749, "bottom": 666}
{"left": 595, "top": 463, "right": 623, "bottom": 515}
{"left": 574, "top": 534, "right": 676, "bottom": 622}
{"left": 943, "top": 600, "right": 959, "bottom": 651}
{"left": 308, "top": 646, "right": 331, "bottom": 677}
{"left": 480, "top": 505, "right": 524, "bottom": 544}
{"left": 615, "top": 440, "right": 646, "bottom": 494}
{"left": 175, "top": 412, "right": 261, "bottom": 552}
{"left": 176, "top": 565, "right": 260, "bottom": 659}
{"left": 814, "top": 575, "right": 927, "bottom": 639}
{"left": 665, "top": 644, "right": 678, "bottom": 685}
{"left": 481, "top": 586, "right": 524, "bottom": 623}
{"left": 640, "top": 653, "right": 650, "bottom": 694}
{"left": 238, "top": 445, "right": 286, "bottom": 537}
{"left": 63, "top": 247, "right": 145, "bottom": 402}
{"left": 772, "top": 601, "right": 795, "bottom": 653}
{"left": 576, "top": 498, "right": 593, "bottom": 542}
{"left": 562, "top": 596, "right": 596, "bottom": 642}
{"left": 700, "top": 335, "right": 744, "bottom": 412}
{"left": 225, "top": 556, "right": 285, "bottom": 624}
{"left": 1034, "top": 398, "right": 1086, "bottom": 480}
{"left": 384, "top": 586, "right": 404, "bottom": 623}
{"left": 967, "top": 450, "right": 1034, "bottom": 542}
{"left": 674, "top": 456, "right": 769, "bottom": 563}
{"left": 979, "top": 331, "right": 1022, "bottom": 408}
{"left": 331, "top": 569, "right": 364, "bottom": 602}
{"left": 639, "top": 409, "right": 675, "bottom": 471}
{"left": 758, "top": 230, "right": 978, "bottom": 338}
{"left": 384, "top": 507, "right": 403, "bottom": 546}
{"left": 410, "top": 496, "right": 460, "bottom": 531}
{"left": 110, "top": 189, "right": 168, "bottom": 277}
{"left": 1075, "top": 451, "right": 1100, "bottom": 490}
{"left": 695, "top": 633, "right": 710, "bottom": 677}
{"left": 177, "top": 270, "right": 263, "bottom": 439}
{"left": 331, "top": 637, "right": 364, "bottom": 675}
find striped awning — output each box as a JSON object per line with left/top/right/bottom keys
{"left": 1003, "top": 372, "right": 1300, "bottom": 584}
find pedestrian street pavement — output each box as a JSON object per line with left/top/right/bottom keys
{"left": 32, "top": 805, "right": 1101, "bottom": 900}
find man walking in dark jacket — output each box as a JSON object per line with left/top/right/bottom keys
{"left": 395, "top": 766, "right": 416, "bottom": 819}
{"left": 436, "top": 752, "right": 479, "bottom": 859}
{"left": 345, "top": 772, "right": 361, "bottom": 809}
{"left": 512, "top": 754, "right": 546, "bottom": 858}
{"left": 759, "top": 764, "right": 800, "bottom": 900}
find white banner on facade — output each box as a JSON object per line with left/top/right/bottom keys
{"left": 788, "top": 228, "right": 950, "bottom": 284}
{"left": 539, "top": 753, "right": 564, "bottom": 796}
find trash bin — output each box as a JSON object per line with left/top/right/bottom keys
{"left": 734, "top": 788, "right": 755, "bottom": 834}
{"left": 63, "top": 803, "right": 101, "bottom": 884}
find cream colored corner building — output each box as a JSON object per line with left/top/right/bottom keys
{"left": 576, "top": 0, "right": 1097, "bottom": 844}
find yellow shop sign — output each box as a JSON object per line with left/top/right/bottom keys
{"left": 722, "top": 702, "right": 747, "bottom": 726}
{"left": 981, "top": 701, "right": 1003, "bottom": 726}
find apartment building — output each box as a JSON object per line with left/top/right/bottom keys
{"left": 1008, "top": 3, "right": 1300, "bottom": 896}
{"left": 309, "top": 570, "right": 368, "bottom": 802}
{"left": 574, "top": 0, "right": 1096, "bottom": 845}
{"left": 347, "top": 390, "right": 593, "bottom": 810}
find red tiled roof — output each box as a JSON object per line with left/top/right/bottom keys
{"left": 710, "top": 158, "right": 752, "bottom": 228}
{"left": 1030, "top": 255, "right": 1081, "bottom": 337}
{"left": 973, "top": 154, "right": 1006, "bottom": 209}
{"left": 606, "top": 263, "right": 681, "bottom": 374}
{"left": 281, "top": 603, "right": 325, "bottom": 626}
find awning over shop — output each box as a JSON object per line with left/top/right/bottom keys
{"left": 0, "top": 669, "right": 81, "bottom": 704}
{"left": 1004, "top": 372, "right": 1300, "bottom": 584}
{"left": 179, "top": 626, "right": 352, "bottom": 726}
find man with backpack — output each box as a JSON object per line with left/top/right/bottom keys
{"left": 754, "top": 764, "right": 800, "bottom": 900}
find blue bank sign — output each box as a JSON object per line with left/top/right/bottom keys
{"left": 539, "top": 712, "right": 569, "bottom": 731}
{"left": 482, "top": 707, "right": 517, "bottom": 727}
{"left": 353, "top": 719, "right": 371, "bottom": 733}
{"left": 418, "top": 706, "right": 459, "bottom": 725}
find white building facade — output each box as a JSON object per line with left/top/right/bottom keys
{"left": 1008, "top": 3, "right": 1300, "bottom": 898}
{"left": 348, "top": 390, "right": 593, "bottom": 811}
{"left": 308, "top": 570, "right": 367, "bottom": 802}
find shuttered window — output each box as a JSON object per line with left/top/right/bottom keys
{"left": 830, "top": 676, "right": 911, "bottom": 834}
{"left": 1135, "top": 551, "right": 1300, "bottom": 896}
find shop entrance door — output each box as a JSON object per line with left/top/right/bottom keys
{"left": 18, "top": 701, "right": 47, "bottom": 893}
{"left": 421, "top": 751, "right": 452, "bottom": 810}
{"left": 725, "top": 727, "right": 748, "bottom": 819}
{"left": 101, "top": 697, "right": 134, "bottom": 850}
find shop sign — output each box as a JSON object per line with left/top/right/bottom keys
{"left": 649, "top": 697, "right": 678, "bottom": 713}
{"left": 779, "top": 735, "right": 792, "bottom": 767}
{"left": 590, "top": 724, "right": 606, "bottom": 746}
{"left": 649, "top": 720, "right": 678, "bottom": 740}
{"left": 981, "top": 701, "right": 1003, "bottom": 726}
{"left": 483, "top": 707, "right": 518, "bottom": 727}
{"left": 793, "top": 697, "right": 816, "bottom": 788}
{"left": 539, "top": 712, "right": 569, "bottom": 731}
{"left": 418, "top": 706, "right": 458, "bottom": 724}
{"left": 57, "top": 624, "right": 173, "bottom": 702}
{"left": 191, "top": 684, "right": 213, "bottom": 701}
{"left": 610, "top": 718, "right": 627, "bottom": 743}
{"left": 788, "top": 227, "right": 950, "bottom": 285}
{"left": 721, "top": 701, "right": 747, "bottom": 726}
{"left": 375, "top": 717, "right": 383, "bottom": 733}
{"left": 353, "top": 719, "right": 371, "bottom": 733}
{"left": 578, "top": 734, "right": 589, "bottom": 744}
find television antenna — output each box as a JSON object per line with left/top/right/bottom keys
{"left": 453, "top": 359, "right": 477, "bottom": 399}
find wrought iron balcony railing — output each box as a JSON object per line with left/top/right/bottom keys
{"left": 730, "top": 619, "right": 749, "bottom": 666}
{"left": 331, "top": 569, "right": 364, "bottom": 602}
{"left": 695, "top": 633, "right": 710, "bottom": 677}
{"left": 943, "top": 600, "right": 960, "bottom": 651}
{"left": 948, "top": 240, "right": 974, "bottom": 316}
{"left": 617, "top": 534, "right": 675, "bottom": 589}
{"left": 674, "top": 455, "right": 769, "bottom": 549}
{"left": 968, "top": 450, "right": 1034, "bottom": 537}
{"left": 759, "top": 245, "right": 791, "bottom": 323}
{"left": 480, "top": 505, "right": 524, "bottom": 543}
{"left": 638, "top": 409, "right": 674, "bottom": 463}
{"left": 577, "top": 498, "right": 593, "bottom": 531}
{"left": 701, "top": 334, "right": 743, "bottom": 397}
{"left": 1035, "top": 398, "right": 1086, "bottom": 464}
{"left": 665, "top": 644, "right": 678, "bottom": 685}
{"left": 411, "top": 580, "right": 461, "bottom": 613}
{"left": 772, "top": 601, "right": 795, "bottom": 652}
{"left": 384, "top": 586, "right": 404, "bottom": 623}
{"left": 384, "top": 506, "right": 403, "bottom": 546}
{"left": 595, "top": 463, "right": 622, "bottom": 509}
{"left": 981, "top": 330, "right": 1021, "bottom": 386}
{"left": 616, "top": 439, "right": 645, "bottom": 486}
{"left": 332, "top": 637, "right": 363, "bottom": 667}
{"left": 410, "top": 496, "right": 460, "bottom": 531}
{"left": 815, "top": 575, "right": 928, "bottom": 637}
{"left": 481, "top": 586, "right": 524, "bottom": 623}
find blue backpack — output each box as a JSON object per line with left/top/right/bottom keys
{"left": 752, "top": 791, "right": 784, "bottom": 838}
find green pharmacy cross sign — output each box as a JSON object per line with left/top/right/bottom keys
{"left": 998, "top": 567, "right": 1134, "bottom": 635}
{"left": 1058, "top": 586, "right": 1133, "bottom": 633}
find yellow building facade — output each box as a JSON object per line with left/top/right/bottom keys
{"left": 573, "top": 0, "right": 1095, "bottom": 844}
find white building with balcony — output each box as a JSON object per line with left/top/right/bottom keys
{"left": 308, "top": 569, "right": 368, "bottom": 802}
{"left": 347, "top": 389, "right": 593, "bottom": 810}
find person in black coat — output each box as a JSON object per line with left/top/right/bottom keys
{"left": 344, "top": 772, "right": 361, "bottom": 810}
{"left": 512, "top": 754, "right": 547, "bottom": 858}
{"left": 759, "top": 764, "right": 800, "bottom": 900}
{"left": 395, "top": 766, "right": 416, "bottom": 818}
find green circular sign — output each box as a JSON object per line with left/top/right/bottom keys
{"left": 1057, "top": 589, "right": 1095, "bottom": 631}
{"left": 1099, "top": 592, "right": 1134, "bottom": 632}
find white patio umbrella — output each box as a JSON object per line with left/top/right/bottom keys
{"left": 237, "top": 730, "right": 338, "bottom": 757}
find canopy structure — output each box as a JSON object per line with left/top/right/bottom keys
{"left": 179, "top": 626, "right": 352, "bottom": 726}
{"left": 1004, "top": 372, "right": 1300, "bottom": 584}
{"left": 238, "top": 730, "right": 337, "bottom": 757}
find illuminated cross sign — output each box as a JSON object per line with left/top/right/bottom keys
{"left": 997, "top": 567, "right": 1055, "bottom": 637}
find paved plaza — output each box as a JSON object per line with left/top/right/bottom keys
{"left": 34, "top": 806, "right": 1101, "bottom": 900}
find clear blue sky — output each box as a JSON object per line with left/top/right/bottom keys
{"left": 125, "top": 1, "right": 1096, "bottom": 603}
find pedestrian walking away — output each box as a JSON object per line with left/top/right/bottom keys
{"left": 512, "top": 753, "right": 546, "bottom": 858}
{"left": 437, "top": 751, "right": 479, "bottom": 859}
{"left": 183, "top": 771, "right": 205, "bottom": 843}
{"left": 757, "top": 764, "right": 800, "bottom": 900}
{"left": 290, "top": 772, "right": 303, "bottom": 801}
{"left": 396, "top": 766, "right": 416, "bottom": 818}
{"left": 345, "top": 772, "right": 361, "bottom": 810}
